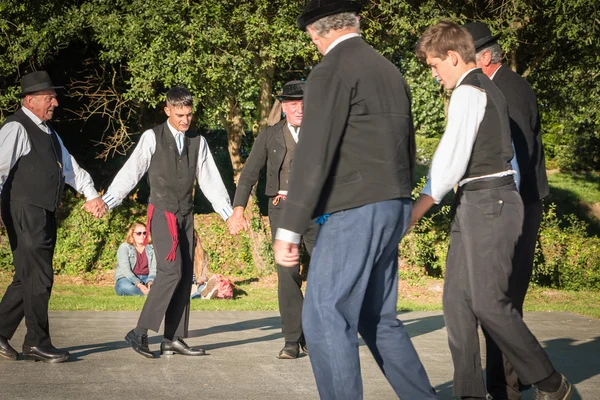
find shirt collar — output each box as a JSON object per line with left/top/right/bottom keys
{"left": 166, "top": 120, "right": 185, "bottom": 136}
{"left": 21, "top": 106, "right": 47, "bottom": 129}
{"left": 325, "top": 33, "right": 360, "bottom": 55}
{"left": 456, "top": 68, "right": 479, "bottom": 87}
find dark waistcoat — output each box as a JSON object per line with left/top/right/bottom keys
{"left": 1, "top": 109, "right": 64, "bottom": 211}
{"left": 147, "top": 122, "right": 200, "bottom": 215}
{"left": 459, "top": 69, "right": 514, "bottom": 180}
{"left": 278, "top": 125, "right": 296, "bottom": 192}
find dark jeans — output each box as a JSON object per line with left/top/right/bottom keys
{"left": 484, "top": 199, "right": 544, "bottom": 400}
{"left": 443, "top": 187, "right": 553, "bottom": 398}
{"left": 303, "top": 199, "right": 437, "bottom": 400}
{"left": 0, "top": 201, "right": 56, "bottom": 347}
{"left": 268, "top": 198, "right": 318, "bottom": 343}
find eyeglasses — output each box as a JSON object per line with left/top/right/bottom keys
{"left": 134, "top": 231, "right": 147, "bottom": 236}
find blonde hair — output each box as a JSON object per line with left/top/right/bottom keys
{"left": 124, "top": 222, "right": 151, "bottom": 245}
{"left": 415, "top": 21, "right": 476, "bottom": 64}
{"left": 193, "top": 229, "right": 209, "bottom": 284}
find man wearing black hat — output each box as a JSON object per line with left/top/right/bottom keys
{"left": 229, "top": 80, "right": 318, "bottom": 359}
{"left": 272, "top": 2, "right": 437, "bottom": 399}
{"left": 0, "top": 71, "right": 104, "bottom": 362}
{"left": 464, "top": 21, "right": 550, "bottom": 400}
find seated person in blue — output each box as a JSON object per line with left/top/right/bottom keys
{"left": 114, "top": 222, "right": 157, "bottom": 296}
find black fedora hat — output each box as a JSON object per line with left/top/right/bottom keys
{"left": 274, "top": 80, "right": 305, "bottom": 101}
{"left": 16, "top": 71, "right": 64, "bottom": 98}
{"left": 464, "top": 22, "right": 501, "bottom": 52}
{"left": 297, "top": 0, "right": 362, "bottom": 31}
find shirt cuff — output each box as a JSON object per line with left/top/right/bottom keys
{"left": 83, "top": 187, "right": 99, "bottom": 201}
{"left": 275, "top": 228, "right": 301, "bottom": 245}
{"left": 102, "top": 192, "right": 119, "bottom": 210}
{"left": 217, "top": 204, "right": 234, "bottom": 220}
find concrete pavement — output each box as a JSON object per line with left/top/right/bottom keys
{"left": 0, "top": 311, "right": 598, "bottom": 399}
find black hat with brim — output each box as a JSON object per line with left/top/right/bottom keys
{"left": 464, "top": 22, "right": 501, "bottom": 52}
{"left": 16, "top": 71, "right": 64, "bottom": 98}
{"left": 297, "top": 0, "right": 362, "bottom": 31}
{"left": 274, "top": 80, "right": 305, "bottom": 101}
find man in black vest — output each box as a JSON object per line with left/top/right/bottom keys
{"left": 413, "top": 21, "right": 571, "bottom": 400}
{"left": 229, "top": 80, "right": 318, "bottom": 359}
{"left": 464, "top": 22, "right": 550, "bottom": 400}
{"left": 273, "top": 1, "right": 437, "bottom": 398}
{"left": 94, "top": 87, "right": 235, "bottom": 358}
{"left": 0, "top": 71, "right": 104, "bottom": 363}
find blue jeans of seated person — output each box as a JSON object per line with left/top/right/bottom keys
{"left": 303, "top": 199, "right": 438, "bottom": 400}
{"left": 115, "top": 275, "right": 149, "bottom": 296}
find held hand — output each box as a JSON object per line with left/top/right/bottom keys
{"left": 82, "top": 197, "right": 108, "bottom": 218}
{"left": 227, "top": 207, "right": 249, "bottom": 235}
{"left": 273, "top": 240, "right": 300, "bottom": 267}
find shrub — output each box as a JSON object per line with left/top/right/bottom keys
{"left": 415, "top": 135, "right": 441, "bottom": 165}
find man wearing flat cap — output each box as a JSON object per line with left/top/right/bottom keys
{"left": 0, "top": 71, "right": 104, "bottom": 363}
{"left": 229, "top": 80, "right": 318, "bottom": 359}
{"left": 272, "top": 2, "right": 438, "bottom": 398}
{"left": 464, "top": 22, "right": 551, "bottom": 400}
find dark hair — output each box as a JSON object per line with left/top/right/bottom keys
{"left": 166, "top": 86, "right": 193, "bottom": 108}
{"left": 415, "top": 21, "right": 476, "bottom": 64}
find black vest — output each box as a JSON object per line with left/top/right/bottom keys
{"left": 147, "top": 122, "right": 201, "bottom": 215}
{"left": 279, "top": 125, "right": 296, "bottom": 192}
{"left": 1, "top": 109, "right": 65, "bottom": 211}
{"left": 459, "top": 69, "right": 514, "bottom": 180}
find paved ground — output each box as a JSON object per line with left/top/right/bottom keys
{"left": 0, "top": 311, "right": 598, "bottom": 400}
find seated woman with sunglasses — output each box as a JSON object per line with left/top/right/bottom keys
{"left": 114, "top": 222, "right": 157, "bottom": 296}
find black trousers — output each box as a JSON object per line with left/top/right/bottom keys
{"left": 268, "top": 199, "right": 319, "bottom": 343}
{"left": 484, "top": 199, "right": 544, "bottom": 400}
{"left": 137, "top": 208, "right": 193, "bottom": 340}
{"left": 0, "top": 201, "right": 56, "bottom": 347}
{"left": 443, "top": 186, "right": 553, "bottom": 398}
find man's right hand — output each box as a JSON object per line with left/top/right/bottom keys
{"left": 228, "top": 206, "right": 249, "bottom": 235}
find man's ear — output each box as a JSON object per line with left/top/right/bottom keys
{"left": 447, "top": 50, "right": 459, "bottom": 66}
{"left": 480, "top": 50, "right": 492, "bottom": 66}
{"left": 164, "top": 105, "right": 171, "bottom": 117}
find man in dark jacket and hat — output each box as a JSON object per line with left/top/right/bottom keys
{"left": 0, "top": 71, "right": 103, "bottom": 363}
{"left": 229, "top": 80, "right": 318, "bottom": 359}
{"left": 464, "top": 21, "right": 551, "bottom": 400}
{"left": 272, "top": 2, "right": 438, "bottom": 399}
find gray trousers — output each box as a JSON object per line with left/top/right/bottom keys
{"left": 137, "top": 208, "right": 193, "bottom": 340}
{"left": 443, "top": 185, "right": 553, "bottom": 398}
{"left": 484, "top": 200, "right": 544, "bottom": 400}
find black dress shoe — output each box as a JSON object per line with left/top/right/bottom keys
{"left": 124, "top": 329, "right": 154, "bottom": 358}
{"left": 0, "top": 335, "right": 18, "bottom": 361}
{"left": 299, "top": 339, "right": 308, "bottom": 355}
{"left": 534, "top": 375, "right": 573, "bottom": 400}
{"left": 22, "top": 345, "right": 70, "bottom": 363}
{"left": 160, "top": 338, "right": 205, "bottom": 356}
{"left": 278, "top": 342, "right": 300, "bottom": 359}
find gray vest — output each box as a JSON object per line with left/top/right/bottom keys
{"left": 147, "top": 122, "right": 201, "bottom": 215}
{"left": 278, "top": 125, "right": 297, "bottom": 192}
{"left": 1, "top": 109, "right": 65, "bottom": 211}
{"left": 459, "top": 69, "right": 513, "bottom": 180}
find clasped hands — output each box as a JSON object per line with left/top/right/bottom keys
{"left": 137, "top": 281, "right": 153, "bottom": 295}
{"left": 227, "top": 206, "right": 249, "bottom": 235}
{"left": 82, "top": 197, "right": 108, "bottom": 218}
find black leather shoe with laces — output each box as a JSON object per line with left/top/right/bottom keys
{"left": 534, "top": 375, "right": 573, "bottom": 400}
{"left": 125, "top": 329, "right": 154, "bottom": 358}
{"left": 278, "top": 342, "right": 300, "bottom": 359}
{"left": 160, "top": 338, "right": 205, "bottom": 356}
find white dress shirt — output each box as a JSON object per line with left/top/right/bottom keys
{"left": 325, "top": 33, "right": 360, "bottom": 55}
{"left": 101, "top": 120, "right": 233, "bottom": 220}
{"left": 287, "top": 123, "right": 299, "bottom": 143}
{"left": 0, "top": 107, "right": 98, "bottom": 200}
{"left": 422, "top": 69, "right": 518, "bottom": 203}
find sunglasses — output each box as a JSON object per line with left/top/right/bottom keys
{"left": 134, "top": 231, "right": 147, "bottom": 236}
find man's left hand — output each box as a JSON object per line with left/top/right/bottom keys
{"left": 273, "top": 239, "right": 300, "bottom": 267}
{"left": 82, "top": 197, "right": 108, "bottom": 218}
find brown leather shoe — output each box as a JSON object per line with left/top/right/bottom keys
{"left": 22, "top": 345, "right": 70, "bottom": 363}
{"left": 0, "top": 335, "right": 18, "bottom": 361}
{"left": 278, "top": 342, "right": 300, "bottom": 359}
{"left": 160, "top": 338, "right": 205, "bottom": 356}
{"left": 534, "top": 375, "right": 573, "bottom": 400}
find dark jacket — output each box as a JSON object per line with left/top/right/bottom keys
{"left": 280, "top": 36, "right": 416, "bottom": 234}
{"left": 233, "top": 120, "right": 288, "bottom": 208}
{"left": 492, "top": 66, "right": 549, "bottom": 204}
